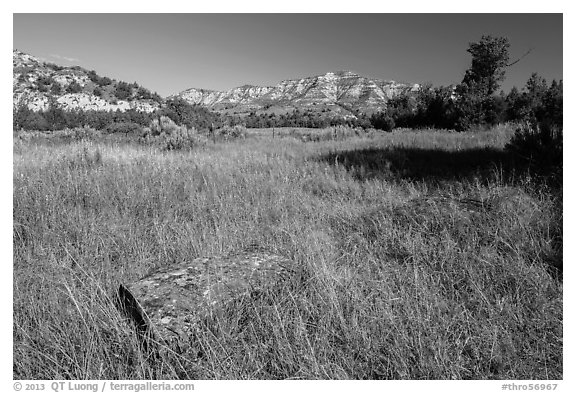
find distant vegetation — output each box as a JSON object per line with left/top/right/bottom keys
{"left": 369, "top": 72, "right": 562, "bottom": 133}
{"left": 13, "top": 98, "right": 221, "bottom": 134}
{"left": 240, "top": 109, "right": 371, "bottom": 129}
{"left": 13, "top": 35, "right": 563, "bottom": 187}
{"left": 14, "top": 35, "right": 562, "bottom": 142}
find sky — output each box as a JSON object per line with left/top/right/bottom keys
{"left": 13, "top": 14, "right": 563, "bottom": 97}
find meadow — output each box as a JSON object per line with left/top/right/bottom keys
{"left": 13, "top": 126, "right": 562, "bottom": 379}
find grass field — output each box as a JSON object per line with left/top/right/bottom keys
{"left": 13, "top": 126, "right": 562, "bottom": 379}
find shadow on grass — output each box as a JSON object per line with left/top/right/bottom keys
{"left": 319, "top": 145, "right": 563, "bottom": 278}
{"left": 319, "top": 146, "right": 560, "bottom": 186}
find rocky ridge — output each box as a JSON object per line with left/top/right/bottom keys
{"left": 14, "top": 49, "right": 419, "bottom": 118}
{"left": 175, "top": 70, "right": 419, "bottom": 115}
{"left": 13, "top": 49, "right": 161, "bottom": 113}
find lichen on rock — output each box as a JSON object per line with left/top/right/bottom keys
{"left": 117, "top": 251, "right": 294, "bottom": 355}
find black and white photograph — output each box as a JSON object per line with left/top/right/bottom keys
{"left": 10, "top": 7, "right": 565, "bottom": 387}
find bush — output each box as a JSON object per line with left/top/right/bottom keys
{"left": 136, "top": 86, "right": 152, "bottom": 100}
{"left": 71, "top": 125, "right": 101, "bottom": 141}
{"left": 45, "top": 63, "right": 64, "bottom": 71}
{"left": 44, "top": 103, "right": 67, "bottom": 131}
{"left": 66, "top": 81, "right": 83, "bottom": 94}
{"left": 216, "top": 125, "right": 247, "bottom": 140}
{"left": 37, "top": 75, "right": 53, "bottom": 87}
{"left": 17, "top": 110, "right": 49, "bottom": 131}
{"left": 141, "top": 116, "right": 207, "bottom": 151}
{"left": 505, "top": 121, "right": 562, "bottom": 182}
{"left": 159, "top": 97, "right": 221, "bottom": 131}
{"left": 98, "top": 76, "right": 113, "bottom": 87}
{"left": 370, "top": 112, "right": 395, "bottom": 131}
{"left": 105, "top": 121, "right": 142, "bottom": 136}
{"left": 50, "top": 83, "right": 62, "bottom": 95}
{"left": 114, "top": 81, "right": 133, "bottom": 100}
{"left": 87, "top": 70, "right": 100, "bottom": 83}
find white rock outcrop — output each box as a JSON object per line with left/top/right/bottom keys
{"left": 13, "top": 50, "right": 160, "bottom": 114}
{"left": 173, "top": 70, "right": 417, "bottom": 113}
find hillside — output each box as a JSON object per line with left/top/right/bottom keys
{"left": 174, "top": 71, "right": 419, "bottom": 116}
{"left": 13, "top": 49, "right": 162, "bottom": 113}
{"left": 13, "top": 50, "right": 419, "bottom": 124}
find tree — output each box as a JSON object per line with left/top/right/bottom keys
{"left": 136, "top": 86, "right": 152, "bottom": 100}
{"left": 454, "top": 35, "right": 511, "bottom": 130}
{"left": 44, "top": 101, "right": 67, "bottom": 130}
{"left": 66, "top": 81, "right": 83, "bottom": 94}
{"left": 524, "top": 73, "right": 548, "bottom": 106}
{"left": 50, "top": 82, "right": 62, "bottom": 95}
{"left": 159, "top": 97, "right": 221, "bottom": 130}
{"left": 97, "top": 76, "right": 113, "bottom": 87}
{"left": 114, "top": 81, "right": 133, "bottom": 100}
{"left": 370, "top": 111, "right": 395, "bottom": 131}
{"left": 13, "top": 104, "right": 32, "bottom": 130}
{"left": 462, "top": 35, "right": 510, "bottom": 96}
{"left": 37, "top": 75, "right": 53, "bottom": 87}
{"left": 541, "top": 80, "right": 562, "bottom": 127}
{"left": 424, "top": 86, "right": 456, "bottom": 129}
{"left": 505, "top": 86, "right": 523, "bottom": 121}
{"left": 23, "top": 111, "right": 50, "bottom": 131}
{"left": 386, "top": 91, "right": 417, "bottom": 128}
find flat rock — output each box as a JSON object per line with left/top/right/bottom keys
{"left": 117, "top": 251, "right": 294, "bottom": 354}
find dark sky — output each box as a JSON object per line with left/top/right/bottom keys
{"left": 13, "top": 14, "right": 563, "bottom": 97}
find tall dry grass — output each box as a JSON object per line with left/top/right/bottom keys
{"left": 13, "top": 126, "right": 562, "bottom": 379}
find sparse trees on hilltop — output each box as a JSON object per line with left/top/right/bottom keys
{"left": 66, "top": 81, "right": 83, "bottom": 94}
{"left": 87, "top": 70, "right": 100, "bottom": 83}
{"left": 50, "top": 83, "right": 62, "bottom": 95}
{"left": 136, "top": 86, "right": 153, "bottom": 100}
{"left": 96, "top": 76, "right": 113, "bottom": 87}
{"left": 114, "top": 81, "right": 133, "bottom": 100}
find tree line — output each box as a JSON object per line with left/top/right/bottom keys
{"left": 370, "top": 72, "right": 562, "bottom": 131}
{"left": 369, "top": 36, "right": 562, "bottom": 131}
{"left": 13, "top": 97, "right": 221, "bottom": 134}
{"left": 13, "top": 36, "right": 562, "bottom": 134}
{"left": 239, "top": 109, "right": 371, "bottom": 129}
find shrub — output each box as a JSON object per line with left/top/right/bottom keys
{"left": 141, "top": 116, "right": 207, "bottom": 151}
{"left": 44, "top": 103, "right": 68, "bottom": 131}
{"left": 66, "top": 81, "right": 83, "bottom": 94}
{"left": 87, "top": 70, "right": 100, "bottom": 83}
{"left": 37, "top": 75, "right": 53, "bottom": 87}
{"left": 159, "top": 97, "right": 222, "bottom": 131}
{"left": 505, "top": 121, "right": 562, "bottom": 182}
{"left": 114, "top": 81, "right": 133, "bottom": 100}
{"left": 98, "top": 76, "right": 113, "bottom": 87}
{"left": 17, "top": 110, "right": 49, "bottom": 131}
{"left": 370, "top": 112, "right": 395, "bottom": 131}
{"left": 136, "top": 86, "right": 152, "bottom": 100}
{"left": 216, "top": 125, "right": 247, "bottom": 140}
{"left": 105, "top": 121, "right": 142, "bottom": 136}
{"left": 71, "top": 125, "right": 101, "bottom": 141}
{"left": 50, "top": 83, "right": 62, "bottom": 95}
{"left": 45, "top": 63, "right": 64, "bottom": 71}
